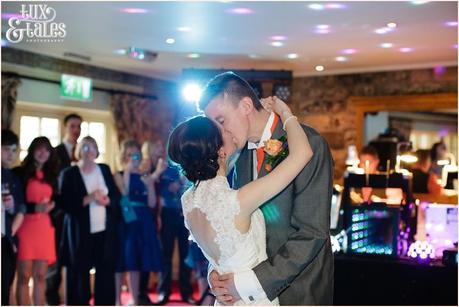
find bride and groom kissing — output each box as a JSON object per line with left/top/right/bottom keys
{"left": 168, "top": 72, "right": 334, "bottom": 305}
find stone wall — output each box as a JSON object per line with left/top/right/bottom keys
{"left": 291, "top": 67, "right": 458, "bottom": 180}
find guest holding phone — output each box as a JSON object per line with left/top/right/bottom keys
{"left": 114, "top": 140, "right": 164, "bottom": 305}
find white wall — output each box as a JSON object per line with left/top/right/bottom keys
{"left": 364, "top": 111, "right": 389, "bottom": 145}
{"left": 17, "top": 78, "right": 110, "bottom": 111}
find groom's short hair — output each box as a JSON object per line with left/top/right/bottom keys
{"left": 198, "top": 71, "right": 263, "bottom": 111}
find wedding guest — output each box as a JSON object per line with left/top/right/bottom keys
{"left": 55, "top": 113, "right": 82, "bottom": 170}
{"left": 141, "top": 139, "right": 165, "bottom": 174}
{"left": 60, "top": 136, "right": 120, "bottom": 305}
{"left": 412, "top": 149, "right": 443, "bottom": 196}
{"left": 14, "top": 137, "right": 59, "bottom": 305}
{"left": 1, "top": 129, "right": 25, "bottom": 305}
{"left": 137, "top": 140, "right": 165, "bottom": 304}
{"left": 429, "top": 141, "right": 447, "bottom": 177}
{"left": 156, "top": 163, "right": 195, "bottom": 305}
{"left": 358, "top": 145, "right": 380, "bottom": 173}
{"left": 47, "top": 113, "right": 82, "bottom": 305}
{"left": 114, "top": 140, "right": 163, "bottom": 305}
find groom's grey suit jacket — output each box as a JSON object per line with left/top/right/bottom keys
{"left": 233, "top": 121, "right": 334, "bottom": 305}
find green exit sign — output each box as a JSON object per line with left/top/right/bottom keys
{"left": 60, "top": 74, "right": 92, "bottom": 102}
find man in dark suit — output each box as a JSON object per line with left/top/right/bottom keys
{"left": 46, "top": 113, "right": 82, "bottom": 305}
{"left": 201, "top": 72, "right": 334, "bottom": 305}
{"left": 1, "top": 129, "right": 25, "bottom": 305}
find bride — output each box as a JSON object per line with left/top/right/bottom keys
{"left": 167, "top": 96, "right": 312, "bottom": 305}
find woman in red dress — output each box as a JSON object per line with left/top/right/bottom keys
{"left": 13, "top": 137, "right": 59, "bottom": 305}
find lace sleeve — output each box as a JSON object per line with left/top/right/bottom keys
{"left": 181, "top": 177, "right": 243, "bottom": 265}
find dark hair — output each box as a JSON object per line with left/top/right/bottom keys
{"left": 1, "top": 129, "right": 19, "bottom": 146}
{"left": 360, "top": 145, "right": 379, "bottom": 159}
{"left": 416, "top": 149, "right": 431, "bottom": 165}
{"left": 430, "top": 141, "right": 447, "bottom": 161}
{"left": 168, "top": 116, "right": 222, "bottom": 183}
{"left": 198, "top": 71, "right": 262, "bottom": 111}
{"left": 120, "top": 139, "right": 141, "bottom": 164}
{"left": 21, "top": 137, "right": 59, "bottom": 187}
{"left": 64, "top": 113, "right": 82, "bottom": 125}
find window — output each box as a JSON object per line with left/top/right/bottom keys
{"left": 19, "top": 116, "right": 60, "bottom": 161}
{"left": 78, "top": 121, "right": 106, "bottom": 162}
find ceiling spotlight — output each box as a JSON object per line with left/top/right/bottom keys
{"left": 271, "top": 41, "right": 284, "bottom": 47}
{"left": 386, "top": 22, "right": 397, "bottom": 28}
{"left": 380, "top": 43, "right": 393, "bottom": 48}
{"left": 227, "top": 7, "right": 254, "bottom": 14}
{"left": 315, "top": 29, "right": 331, "bottom": 34}
{"left": 325, "top": 3, "right": 346, "bottom": 9}
{"left": 411, "top": 0, "right": 429, "bottom": 4}
{"left": 308, "top": 3, "right": 324, "bottom": 10}
{"left": 335, "top": 56, "right": 347, "bottom": 62}
{"left": 287, "top": 53, "right": 298, "bottom": 59}
{"left": 188, "top": 53, "right": 200, "bottom": 58}
{"left": 182, "top": 83, "right": 203, "bottom": 103}
{"left": 445, "top": 21, "right": 458, "bottom": 27}
{"left": 399, "top": 47, "right": 413, "bottom": 53}
{"left": 120, "top": 8, "right": 148, "bottom": 14}
{"left": 316, "top": 25, "right": 330, "bottom": 30}
{"left": 166, "top": 38, "right": 175, "bottom": 44}
{"left": 270, "top": 35, "right": 287, "bottom": 41}
{"left": 342, "top": 48, "right": 357, "bottom": 54}
{"left": 178, "top": 26, "right": 191, "bottom": 32}
{"left": 374, "top": 27, "right": 394, "bottom": 34}
{"left": 315, "top": 65, "right": 325, "bottom": 72}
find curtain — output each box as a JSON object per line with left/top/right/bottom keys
{"left": 1, "top": 73, "right": 21, "bottom": 129}
{"left": 109, "top": 93, "right": 173, "bottom": 145}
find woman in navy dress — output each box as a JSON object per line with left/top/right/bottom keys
{"left": 114, "top": 140, "right": 163, "bottom": 305}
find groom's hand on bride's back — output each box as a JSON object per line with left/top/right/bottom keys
{"left": 209, "top": 270, "right": 240, "bottom": 305}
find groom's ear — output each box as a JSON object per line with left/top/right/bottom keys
{"left": 239, "top": 97, "right": 255, "bottom": 115}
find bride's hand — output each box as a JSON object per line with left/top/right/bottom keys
{"left": 261, "top": 96, "right": 292, "bottom": 118}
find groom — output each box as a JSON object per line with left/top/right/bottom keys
{"left": 199, "top": 72, "right": 334, "bottom": 305}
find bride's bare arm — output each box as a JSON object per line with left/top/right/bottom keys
{"left": 237, "top": 97, "right": 313, "bottom": 216}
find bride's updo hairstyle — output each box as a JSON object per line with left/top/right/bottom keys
{"left": 168, "top": 116, "right": 223, "bottom": 183}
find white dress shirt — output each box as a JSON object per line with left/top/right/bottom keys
{"left": 79, "top": 165, "right": 108, "bottom": 234}
{"left": 63, "top": 140, "right": 75, "bottom": 160}
{"left": 233, "top": 112, "right": 275, "bottom": 303}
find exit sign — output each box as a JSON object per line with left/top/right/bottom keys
{"left": 60, "top": 74, "right": 92, "bottom": 102}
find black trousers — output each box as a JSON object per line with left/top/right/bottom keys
{"left": 138, "top": 271, "right": 151, "bottom": 298}
{"left": 1, "top": 237, "right": 16, "bottom": 305}
{"left": 45, "top": 210, "right": 64, "bottom": 305}
{"left": 65, "top": 231, "right": 115, "bottom": 305}
{"left": 157, "top": 208, "right": 193, "bottom": 299}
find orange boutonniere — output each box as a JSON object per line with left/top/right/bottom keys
{"left": 263, "top": 135, "right": 288, "bottom": 172}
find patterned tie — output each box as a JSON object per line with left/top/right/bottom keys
{"left": 256, "top": 147, "right": 265, "bottom": 173}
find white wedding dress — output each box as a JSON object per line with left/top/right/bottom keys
{"left": 181, "top": 175, "right": 279, "bottom": 306}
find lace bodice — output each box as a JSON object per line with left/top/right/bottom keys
{"left": 181, "top": 176, "right": 265, "bottom": 269}
{"left": 182, "top": 176, "right": 278, "bottom": 305}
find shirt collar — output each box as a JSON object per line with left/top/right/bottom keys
{"left": 247, "top": 112, "right": 275, "bottom": 150}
